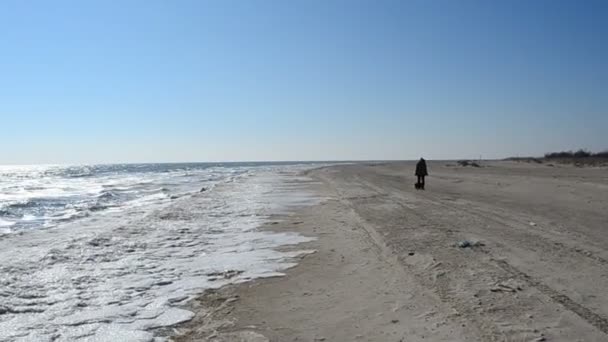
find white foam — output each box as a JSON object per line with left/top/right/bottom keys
{"left": 0, "top": 165, "right": 323, "bottom": 341}
{"left": 0, "top": 218, "right": 15, "bottom": 227}
{"left": 21, "top": 214, "right": 40, "bottom": 221}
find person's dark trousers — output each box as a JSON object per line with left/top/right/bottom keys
{"left": 417, "top": 175, "right": 425, "bottom": 189}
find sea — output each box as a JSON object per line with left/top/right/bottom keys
{"left": 0, "top": 162, "right": 326, "bottom": 341}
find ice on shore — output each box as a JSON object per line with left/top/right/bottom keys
{"left": 0, "top": 167, "right": 320, "bottom": 341}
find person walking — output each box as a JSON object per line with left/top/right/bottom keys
{"left": 415, "top": 158, "right": 428, "bottom": 190}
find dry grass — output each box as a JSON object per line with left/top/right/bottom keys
{"left": 507, "top": 150, "right": 608, "bottom": 167}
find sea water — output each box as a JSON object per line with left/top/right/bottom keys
{"left": 0, "top": 163, "right": 325, "bottom": 341}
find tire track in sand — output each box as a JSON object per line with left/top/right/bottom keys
{"left": 374, "top": 172, "right": 608, "bottom": 337}
{"left": 317, "top": 167, "right": 608, "bottom": 339}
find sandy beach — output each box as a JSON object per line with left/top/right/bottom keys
{"left": 4, "top": 1, "right": 606, "bottom": 340}
{"left": 171, "top": 161, "right": 608, "bottom": 342}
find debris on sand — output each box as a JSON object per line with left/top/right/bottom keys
{"left": 490, "top": 279, "right": 523, "bottom": 293}
{"left": 490, "top": 285, "right": 517, "bottom": 293}
{"left": 458, "top": 240, "right": 471, "bottom": 248}
{"left": 529, "top": 221, "right": 537, "bottom": 226}
{"left": 457, "top": 240, "right": 484, "bottom": 248}
{"left": 457, "top": 160, "right": 481, "bottom": 167}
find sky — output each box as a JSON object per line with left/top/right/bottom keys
{"left": 0, "top": 0, "right": 606, "bottom": 164}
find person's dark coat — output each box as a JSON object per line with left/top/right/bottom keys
{"left": 415, "top": 158, "right": 428, "bottom": 176}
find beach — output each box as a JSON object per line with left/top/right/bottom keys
{"left": 4, "top": 0, "right": 606, "bottom": 340}
{"left": 172, "top": 161, "right": 608, "bottom": 341}
{"left": 0, "top": 163, "right": 324, "bottom": 341}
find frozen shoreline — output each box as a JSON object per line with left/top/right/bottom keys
{"left": 173, "top": 161, "right": 608, "bottom": 341}
{"left": 0, "top": 166, "right": 322, "bottom": 341}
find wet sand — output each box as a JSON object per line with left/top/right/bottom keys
{"left": 171, "top": 161, "right": 608, "bottom": 341}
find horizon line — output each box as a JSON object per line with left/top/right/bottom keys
{"left": 0, "top": 158, "right": 506, "bottom": 167}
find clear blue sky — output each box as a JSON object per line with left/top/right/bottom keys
{"left": 1, "top": 0, "right": 606, "bottom": 164}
